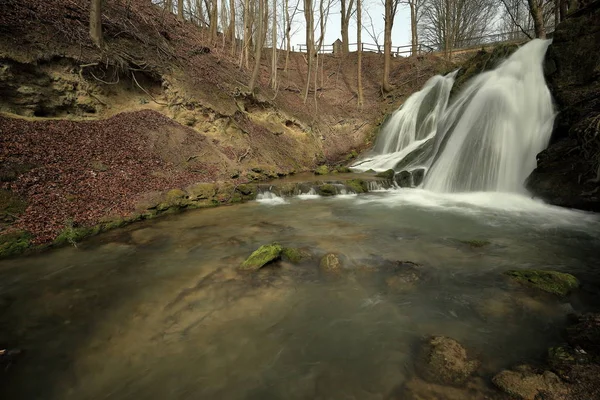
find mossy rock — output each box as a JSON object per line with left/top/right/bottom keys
{"left": 346, "top": 179, "right": 368, "bottom": 193}
{"left": 319, "top": 253, "right": 342, "bottom": 273}
{"left": 335, "top": 166, "right": 352, "bottom": 173}
{"left": 236, "top": 184, "right": 257, "bottom": 198}
{"left": 188, "top": 183, "right": 217, "bottom": 200}
{"left": 0, "top": 230, "right": 32, "bottom": 258}
{"left": 282, "top": 247, "right": 309, "bottom": 263}
{"left": 240, "top": 243, "right": 283, "bottom": 271}
{"left": 54, "top": 222, "right": 102, "bottom": 246}
{"left": 375, "top": 169, "right": 395, "bottom": 180}
{"left": 460, "top": 239, "right": 491, "bottom": 248}
{"left": 416, "top": 336, "right": 479, "bottom": 386}
{"left": 318, "top": 184, "right": 337, "bottom": 196}
{"left": 505, "top": 269, "right": 579, "bottom": 297}
{"left": 314, "top": 165, "right": 329, "bottom": 175}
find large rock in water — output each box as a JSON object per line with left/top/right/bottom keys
{"left": 240, "top": 243, "right": 283, "bottom": 270}
{"left": 415, "top": 336, "right": 479, "bottom": 386}
{"left": 504, "top": 269, "right": 579, "bottom": 297}
{"left": 526, "top": 2, "right": 600, "bottom": 211}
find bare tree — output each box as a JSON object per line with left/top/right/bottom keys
{"left": 340, "top": 0, "right": 355, "bottom": 54}
{"left": 249, "top": 0, "right": 268, "bottom": 91}
{"left": 271, "top": 0, "right": 278, "bottom": 89}
{"left": 526, "top": 0, "right": 546, "bottom": 38}
{"left": 382, "top": 0, "right": 400, "bottom": 92}
{"left": 401, "top": 0, "right": 422, "bottom": 55}
{"left": 229, "top": 0, "right": 236, "bottom": 54}
{"left": 90, "top": 0, "right": 103, "bottom": 48}
{"left": 178, "top": 0, "right": 184, "bottom": 20}
{"left": 166, "top": 0, "right": 173, "bottom": 13}
{"left": 303, "top": 0, "right": 315, "bottom": 102}
{"left": 419, "top": 0, "right": 497, "bottom": 52}
{"left": 210, "top": 0, "right": 218, "bottom": 40}
{"left": 363, "top": 9, "right": 383, "bottom": 52}
{"left": 357, "top": 0, "right": 364, "bottom": 106}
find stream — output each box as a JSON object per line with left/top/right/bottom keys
{"left": 1, "top": 189, "right": 600, "bottom": 399}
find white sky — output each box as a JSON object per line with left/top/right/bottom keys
{"left": 288, "top": 1, "right": 412, "bottom": 51}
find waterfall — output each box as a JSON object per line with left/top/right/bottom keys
{"left": 352, "top": 39, "right": 555, "bottom": 194}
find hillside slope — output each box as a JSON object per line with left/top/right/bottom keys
{"left": 0, "top": 0, "right": 450, "bottom": 253}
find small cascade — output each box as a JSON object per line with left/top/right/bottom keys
{"left": 352, "top": 39, "right": 555, "bottom": 194}
{"left": 256, "top": 191, "right": 287, "bottom": 205}
{"left": 367, "top": 181, "right": 390, "bottom": 192}
{"left": 298, "top": 188, "right": 321, "bottom": 199}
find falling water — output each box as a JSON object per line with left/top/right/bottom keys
{"left": 352, "top": 39, "right": 555, "bottom": 193}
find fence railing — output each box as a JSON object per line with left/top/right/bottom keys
{"left": 297, "top": 27, "right": 554, "bottom": 57}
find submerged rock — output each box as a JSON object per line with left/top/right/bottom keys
{"left": 416, "top": 336, "right": 479, "bottom": 386}
{"left": 240, "top": 243, "right": 283, "bottom": 271}
{"left": 395, "top": 170, "right": 412, "bottom": 187}
{"left": 460, "top": 239, "right": 491, "bottom": 248}
{"left": 318, "top": 184, "right": 337, "bottom": 196}
{"left": 319, "top": 253, "right": 342, "bottom": 273}
{"left": 281, "top": 247, "right": 309, "bottom": 263}
{"left": 492, "top": 365, "right": 569, "bottom": 400}
{"left": 397, "top": 376, "right": 505, "bottom": 400}
{"left": 504, "top": 269, "right": 579, "bottom": 297}
{"left": 375, "top": 169, "right": 395, "bottom": 180}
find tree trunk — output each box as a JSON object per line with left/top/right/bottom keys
{"left": 271, "top": 0, "right": 278, "bottom": 89}
{"left": 195, "top": 0, "right": 204, "bottom": 26}
{"left": 229, "top": 0, "right": 236, "bottom": 54}
{"left": 166, "top": 0, "right": 173, "bottom": 13}
{"left": 303, "top": 0, "right": 314, "bottom": 102}
{"left": 382, "top": 0, "right": 393, "bottom": 92}
{"left": 357, "top": 0, "right": 363, "bottom": 106}
{"left": 178, "top": 0, "right": 184, "bottom": 20}
{"left": 90, "top": 0, "right": 103, "bottom": 48}
{"left": 410, "top": 1, "right": 418, "bottom": 56}
{"left": 285, "top": 0, "right": 291, "bottom": 71}
{"left": 243, "top": 0, "right": 250, "bottom": 68}
{"left": 210, "top": 0, "right": 218, "bottom": 40}
{"left": 527, "top": 0, "right": 546, "bottom": 38}
{"left": 340, "top": 0, "right": 354, "bottom": 54}
{"left": 249, "top": 0, "right": 265, "bottom": 91}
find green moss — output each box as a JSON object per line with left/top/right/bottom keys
{"left": 335, "top": 166, "right": 352, "bottom": 173}
{"left": 314, "top": 165, "right": 329, "bottom": 175}
{"left": 375, "top": 169, "right": 395, "bottom": 180}
{"left": 0, "top": 231, "right": 32, "bottom": 258}
{"left": 240, "top": 242, "right": 283, "bottom": 270}
{"left": 505, "top": 269, "right": 579, "bottom": 297}
{"left": 318, "top": 184, "right": 337, "bottom": 196}
{"left": 236, "top": 184, "right": 257, "bottom": 199}
{"left": 346, "top": 179, "right": 368, "bottom": 193}
{"left": 319, "top": 253, "right": 342, "bottom": 273}
{"left": 460, "top": 239, "right": 491, "bottom": 248}
{"left": 282, "top": 247, "right": 308, "bottom": 263}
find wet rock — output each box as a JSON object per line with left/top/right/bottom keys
{"left": 566, "top": 313, "right": 600, "bottom": 357}
{"left": 314, "top": 165, "right": 329, "bottom": 175}
{"left": 492, "top": 365, "right": 569, "bottom": 400}
{"left": 318, "top": 184, "right": 337, "bottom": 196}
{"left": 548, "top": 345, "right": 592, "bottom": 377}
{"left": 396, "top": 376, "right": 506, "bottom": 400}
{"left": 375, "top": 169, "right": 395, "bottom": 180}
{"left": 345, "top": 179, "right": 368, "bottom": 193}
{"left": 385, "top": 262, "right": 422, "bottom": 291}
{"left": 187, "top": 183, "right": 217, "bottom": 201}
{"left": 282, "top": 247, "right": 309, "bottom": 263}
{"left": 416, "top": 336, "right": 479, "bottom": 386}
{"left": 395, "top": 170, "right": 412, "bottom": 187}
{"left": 504, "top": 270, "right": 579, "bottom": 297}
{"left": 412, "top": 168, "right": 425, "bottom": 187}
{"left": 334, "top": 166, "right": 352, "bottom": 173}
{"left": 240, "top": 243, "right": 283, "bottom": 271}
{"left": 319, "top": 253, "right": 342, "bottom": 273}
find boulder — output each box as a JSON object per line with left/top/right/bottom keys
{"left": 395, "top": 170, "right": 412, "bottom": 187}
{"left": 240, "top": 243, "right": 283, "bottom": 271}
{"left": 318, "top": 184, "right": 337, "bottom": 196}
{"left": 504, "top": 269, "right": 579, "bottom": 297}
{"left": 375, "top": 169, "right": 395, "bottom": 180}
{"left": 281, "top": 247, "right": 309, "bottom": 263}
{"left": 319, "top": 253, "right": 342, "bottom": 273}
{"left": 415, "top": 336, "right": 479, "bottom": 386}
{"left": 492, "top": 365, "right": 569, "bottom": 400}
{"left": 412, "top": 168, "right": 426, "bottom": 187}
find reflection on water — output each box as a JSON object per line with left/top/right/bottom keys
{"left": 1, "top": 190, "right": 600, "bottom": 399}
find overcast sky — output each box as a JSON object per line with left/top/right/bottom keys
{"left": 288, "top": 1, "right": 412, "bottom": 51}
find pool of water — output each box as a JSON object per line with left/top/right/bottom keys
{"left": 1, "top": 189, "right": 600, "bottom": 399}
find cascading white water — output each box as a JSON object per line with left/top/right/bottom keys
{"left": 352, "top": 39, "right": 555, "bottom": 194}
{"left": 351, "top": 73, "right": 456, "bottom": 172}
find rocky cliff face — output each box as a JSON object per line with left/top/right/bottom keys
{"left": 526, "top": 1, "right": 600, "bottom": 211}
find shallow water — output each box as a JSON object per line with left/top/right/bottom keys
{"left": 1, "top": 189, "right": 600, "bottom": 399}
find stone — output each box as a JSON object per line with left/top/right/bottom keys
{"left": 416, "top": 336, "right": 479, "bottom": 386}
{"left": 385, "top": 270, "right": 420, "bottom": 291}
{"left": 492, "top": 365, "right": 569, "bottom": 400}
{"left": 314, "top": 165, "right": 329, "bottom": 175}
{"left": 566, "top": 313, "right": 600, "bottom": 357}
{"left": 375, "top": 168, "right": 395, "bottom": 180}
{"left": 412, "top": 168, "right": 425, "bottom": 186}
{"left": 240, "top": 243, "right": 283, "bottom": 271}
{"left": 281, "top": 247, "right": 309, "bottom": 263}
{"left": 345, "top": 179, "right": 367, "bottom": 193}
{"left": 504, "top": 269, "right": 579, "bottom": 297}
{"left": 526, "top": 4, "right": 600, "bottom": 212}
{"left": 319, "top": 253, "right": 342, "bottom": 273}
{"left": 318, "top": 184, "right": 337, "bottom": 196}
{"left": 334, "top": 166, "right": 352, "bottom": 173}
{"left": 397, "top": 376, "right": 506, "bottom": 400}
{"left": 395, "top": 170, "right": 412, "bottom": 187}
